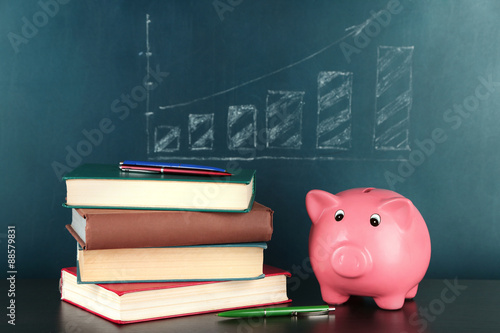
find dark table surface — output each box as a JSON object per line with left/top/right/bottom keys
{"left": 2, "top": 277, "right": 499, "bottom": 333}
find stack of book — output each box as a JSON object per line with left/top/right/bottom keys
{"left": 59, "top": 163, "right": 290, "bottom": 324}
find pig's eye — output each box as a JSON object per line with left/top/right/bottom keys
{"left": 334, "top": 210, "right": 345, "bottom": 222}
{"left": 370, "top": 214, "right": 381, "bottom": 227}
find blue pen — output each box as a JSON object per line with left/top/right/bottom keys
{"left": 121, "top": 160, "right": 228, "bottom": 173}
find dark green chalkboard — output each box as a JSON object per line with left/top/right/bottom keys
{"left": 2, "top": 0, "right": 500, "bottom": 281}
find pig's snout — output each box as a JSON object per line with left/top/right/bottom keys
{"left": 331, "top": 245, "right": 370, "bottom": 278}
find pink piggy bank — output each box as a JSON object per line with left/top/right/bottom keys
{"left": 306, "top": 188, "right": 431, "bottom": 310}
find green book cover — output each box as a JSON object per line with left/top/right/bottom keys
{"left": 63, "top": 164, "right": 256, "bottom": 212}
{"left": 63, "top": 163, "right": 255, "bottom": 184}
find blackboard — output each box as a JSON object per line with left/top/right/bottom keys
{"left": 2, "top": 0, "right": 500, "bottom": 284}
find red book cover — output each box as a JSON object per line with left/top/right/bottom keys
{"left": 60, "top": 265, "right": 291, "bottom": 324}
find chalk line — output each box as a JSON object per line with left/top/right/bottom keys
{"left": 158, "top": 9, "right": 386, "bottom": 110}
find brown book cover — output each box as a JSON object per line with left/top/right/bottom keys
{"left": 65, "top": 202, "right": 273, "bottom": 250}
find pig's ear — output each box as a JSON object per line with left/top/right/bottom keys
{"left": 306, "top": 190, "right": 340, "bottom": 224}
{"left": 378, "top": 197, "right": 413, "bottom": 230}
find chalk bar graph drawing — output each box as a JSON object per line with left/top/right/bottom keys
{"left": 266, "top": 91, "right": 304, "bottom": 149}
{"left": 154, "top": 125, "right": 180, "bottom": 153}
{"left": 189, "top": 113, "right": 215, "bottom": 151}
{"left": 317, "top": 71, "right": 353, "bottom": 150}
{"left": 227, "top": 105, "right": 257, "bottom": 150}
{"left": 373, "top": 46, "right": 414, "bottom": 151}
{"left": 145, "top": 12, "right": 414, "bottom": 161}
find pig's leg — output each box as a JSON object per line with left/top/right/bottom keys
{"left": 320, "top": 286, "right": 350, "bottom": 305}
{"left": 405, "top": 284, "right": 419, "bottom": 299}
{"left": 373, "top": 295, "right": 405, "bottom": 310}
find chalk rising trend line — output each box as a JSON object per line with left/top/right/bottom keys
{"left": 158, "top": 9, "right": 386, "bottom": 110}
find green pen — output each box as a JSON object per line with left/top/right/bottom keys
{"left": 217, "top": 305, "right": 335, "bottom": 318}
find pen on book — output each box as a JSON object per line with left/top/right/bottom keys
{"left": 121, "top": 160, "right": 229, "bottom": 173}
{"left": 120, "top": 164, "right": 233, "bottom": 176}
{"left": 119, "top": 161, "right": 232, "bottom": 176}
{"left": 217, "top": 305, "right": 335, "bottom": 318}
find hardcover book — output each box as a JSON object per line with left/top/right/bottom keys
{"left": 66, "top": 202, "right": 273, "bottom": 250}
{"left": 76, "top": 242, "right": 267, "bottom": 283}
{"left": 63, "top": 164, "right": 256, "bottom": 212}
{"left": 61, "top": 265, "right": 291, "bottom": 324}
